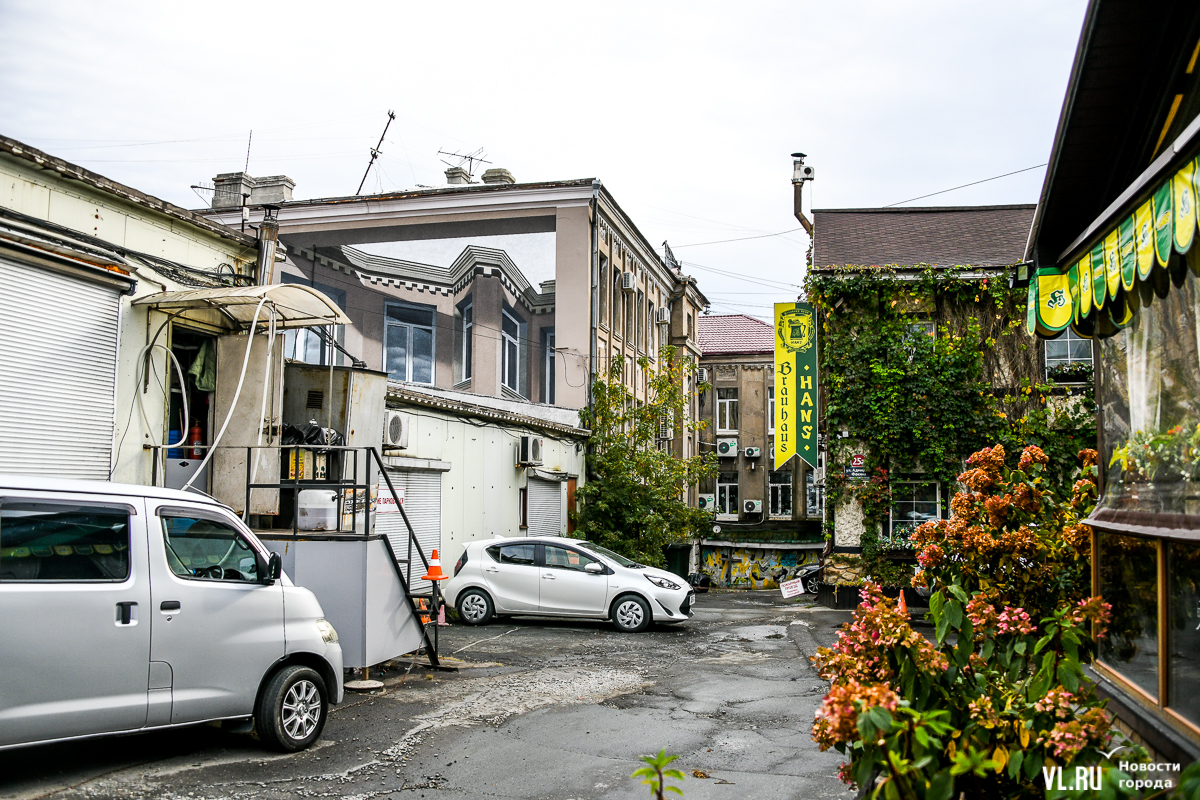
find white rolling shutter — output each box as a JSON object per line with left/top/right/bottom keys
{"left": 0, "top": 258, "right": 121, "bottom": 479}
{"left": 527, "top": 477, "right": 562, "bottom": 538}
{"left": 377, "top": 469, "right": 442, "bottom": 594}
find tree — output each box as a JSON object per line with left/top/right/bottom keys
{"left": 573, "top": 346, "right": 716, "bottom": 567}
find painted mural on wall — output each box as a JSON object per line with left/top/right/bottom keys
{"left": 700, "top": 546, "right": 819, "bottom": 589}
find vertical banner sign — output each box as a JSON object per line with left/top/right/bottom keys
{"left": 774, "top": 302, "right": 819, "bottom": 470}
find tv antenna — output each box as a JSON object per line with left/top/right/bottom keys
{"left": 356, "top": 110, "right": 396, "bottom": 196}
{"left": 438, "top": 148, "right": 491, "bottom": 179}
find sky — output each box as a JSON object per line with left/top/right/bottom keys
{"left": 0, "top": 0, "right": 1089, "bottom": 320}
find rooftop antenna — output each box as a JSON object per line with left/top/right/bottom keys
{"left": 356, "top": 110, "right": 396, "bottom": 195}
{"left": 437, "top": 148, "right": 491, "bottom": 179}
{"left": 244, "top": 130, "right": 253, "bottom": 173}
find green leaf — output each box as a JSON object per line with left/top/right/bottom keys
{"left": 1007, "top": 749, "right": 1024, "bottom": 780}
{"left": 866, "top": 706, "right": 894, "bottom": 731}
{"left": 1023, "top": 751, "right": 1043, "bottom": 781}
{"left": 929, "top": 590, "right": 945, "bottom": 619}
{"left": 1058, "top": 660, "right": 1080, "bottom": 692}
{"left": 1014, "top": 640, "right": 1027, "bottom": 655}
{"left": 936, "top": 612, "right": 950, "bottom": 644}
{"left": 948, "top": 585, "right": 970, "bottom": 604}
{"left": 945, "top": 600, "right": 963, "bottom": 629}
{"left": 927, "top": 769, "right": 954, "bottom": 800}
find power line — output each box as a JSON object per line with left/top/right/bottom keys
{"left": 673, "top": 227, "right": 805, "bottom": 249}
{"left": 678, "top": 259, "right": 802, "bottom": 291}
{"left": 884, "top": 163, "right": 1047, "bottom": 207}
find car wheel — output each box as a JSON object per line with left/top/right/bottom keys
{"left": 611, "top": 594, "right": 651, "bottom": 633}
{"left": 255, "top": 665, "right": 328, "bottom": 752}
{"left": 457, "top": 588, "right": 494, "bottom": 626}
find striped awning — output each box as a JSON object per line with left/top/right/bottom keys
{"left": 1028, "top": 156, "right": 1200, "bottom": 339}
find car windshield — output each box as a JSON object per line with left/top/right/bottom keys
{"left": 578, "top": 542, "right": 643, "bottom": 569}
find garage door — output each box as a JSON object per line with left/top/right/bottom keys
{"left": 527, "top": 477, "right": 562, "bottom": 538}
{"left": 0, "top": 258, "right": 122, "bottom": 479}
{"left": 376, "top": 469, "right": 442, "bottom": 594}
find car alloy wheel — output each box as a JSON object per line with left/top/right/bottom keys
{"left": 281, "top": 679, "right": 321, "bottom": 741}
{"left": 461, "top": 593, "right": 488, "bottom": 622}
{"left": 613, "top": 595, "right": 650, "bottom": 632}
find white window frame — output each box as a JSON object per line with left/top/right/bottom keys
{"left": 717, "top": 388, "right": 739, "bottom": 433}
{"left": 806, "top": 470, "right": 823, "bottom": 518}
{"left": 1044, "top": 328, "right": 1093, "bottom": 382}
{"left": 384, "top": 302, "right": 436, "bottom": 385}
{"left": 543, "top": 329, "right": 555, "bottom": 405}
{"left": 889, "top": 481, "right": 941, "bottom": 541}
{"left": 769, "top": 469, "right": 792, "bottom": 519}
{"left": 502, "top": 309, "right": 523, "bottom": 396}
{"left": 768, "top": 386, "right": 775, "bottom": 434}
{"left": 460, "top": 302, "right": 473, "bottom": 382}
{"left": 716, "top": 471, "right": 739, "bottom": 520}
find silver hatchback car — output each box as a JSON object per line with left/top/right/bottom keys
{"left": 443, "top": 536, "right": 695, "bottom": 633}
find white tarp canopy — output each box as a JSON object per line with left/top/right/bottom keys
{"left": 133, "top": 284, "right": 351, "bottom": 329}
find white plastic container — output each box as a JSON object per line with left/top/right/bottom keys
{"left": 297, "top": 489, "right": 339, "bottom": 531}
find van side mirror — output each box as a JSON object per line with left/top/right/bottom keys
{"left": 262, "top": 552, "right": 282, "bottom": 584}
{"left": 585, "top": 562, "right": 604, "bottom": 574}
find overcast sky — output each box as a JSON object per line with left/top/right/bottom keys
{"left": 0, "top": 0, "right": 1088, "bottom": 320}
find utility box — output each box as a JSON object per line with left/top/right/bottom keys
{"left": 283, "top": 364, "right": 388, "bottom": 467}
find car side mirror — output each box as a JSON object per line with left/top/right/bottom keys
{"left": 262, "top": 552, "right": 282, "bottom": 584}
{"left": 585, "top": 562, "right": 604, "bottom": 574}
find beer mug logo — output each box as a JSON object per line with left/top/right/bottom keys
{"left": 777, "top": 306, "right": 815, "bottom": 354}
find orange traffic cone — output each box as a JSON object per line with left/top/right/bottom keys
{"left": 897, "top": 590, "right": 909, "bottom": 617}
{"left": 421, "top": 549, "right": 450, "bottom": 582}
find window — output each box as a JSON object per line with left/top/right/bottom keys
{"left": 889, "top": 482, "right": 940, "bottom": 540}
{"left": 161, "top": 514, "right": 260, "bottom": 582}
{"left": 544, "top": 545, "right": 599, "bottom": 572}
{"left": 906, "top": 319, "right": 936, "bottom": 338}
{"left": 457, "top": 302, "right": 473, "bottom": 383}
{"left": 502, "top": 309, "right": 525, "bottom": 396}
{"left": 768, "top": 387, "right": 775, "bottom": 433}
{"left": 687, "top": 312, "right": 694, "bottom": 341}
{"left": 385, "top": 303, "right": 435, "bottom": 384}
{"left": 542, "top": 329, "right": 556, "bottom": 405}
{"left": 1098, "top": 532, "right": 1159, "bottom": 700}
{"left": 612, "top": 272, "right": 621, "bottom": 334}
{"left": 717, "top": 388, "right": 739, "bottom": 432}
{"left": 637, "top": 290, "right": 645, "bottom": 351}
{"left": 599, "top": 255, "right": 609, "bottom": 327}
{"left": 0, "top": 501, "right": 130, "bottom": 581}
{"left": 647, "top": 303, "right": 656, "bottom": 355}
{"left": 1044, "top": 327, "right": 1092, "bottom": 382}
{"left": 716, "top": 472, "right": 739, "bottom": 518}
{"left": 486, "top": 542, "right": 535, "bottom": 565}
{"left": 282, "top": 276, "right": 346, "bottom": 366}
{"left": 806, "top": 470, "right": 823, "bottom": 518}
{"left": 518, "top": 488, "right": 527, "bottom": 529}
{"left": 769, "top": 470, "right": 792, "bottom": 518}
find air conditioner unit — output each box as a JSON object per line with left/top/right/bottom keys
{"left": 744, "top": 446, "right": 761, "bottom": 458}
{"left": 697, "top": 368, "right": 709, "bottom": 383}
{"left": 518, "top": 435, "right": 544, "bottom": 466}
{"left": 655, "top": 307, "right": 670, "bottom": 324}
{"left": 717, "top": 438, "right": 739, "bottom": 457}
{"left": 383, "top": 410, "right": 409, "bottom": 449}
{"left": 621, "top": 272, "right": 636, "bottom": 291}
{"left": 698, "top": 493, "right": 715, "bottom": 512}
{"left": 744, "top": 499, "right": 763, "bottom": 513}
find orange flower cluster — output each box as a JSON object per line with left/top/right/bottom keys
{"left": 958, "top": 444, "right": 1006, "bottom": 492}
{"left": 812, "top": 679, "right": 900, "bottom": 751}
{"left": 1017, "top": 445, "right": 1048, "bottom": 472}
{"left": 1061, "top": 522, "right": 1092, "bottom": 550}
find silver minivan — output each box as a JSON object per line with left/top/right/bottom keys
{"left": 0, "top": 476, "right": 344, "bottom": 752}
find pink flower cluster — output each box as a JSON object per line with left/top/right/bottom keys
{"left": 916, "top": 543, "right": 944, "bottom": 568}
{"left": 996, "top": 606, "right": 1036, "bottom": 635}
{"left": 1034, "top": 687, "right": 1076, "bottom": 719}
{"left": 1041, "top": 708, "right": 1110, "bottom": 760}
{"left": 1070, "top": 596, "right": 1113, "bottom": 638}
{"left": 968, "top": 695, "right": 999, "bottom": 725}
{"left": 812, "top": 679, "right": 900, "bottom": 751}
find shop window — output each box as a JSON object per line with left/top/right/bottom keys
{"left": 1098, "top": 531, "right": 1160, "bottom": 700}
{"left": 769, "top": 470, "right": 792, "bottom": 518}
{"left": 806, "top": 469, "right": 823, "bottom": 518}
{"left": 1169, "top": 539, "right": 1200, "bottom": 725}
{"left": 384, "top": 302, "right": 435, "bottom": 384}
{"left": 716, "top": 472, "right": 739, "bottom": 519}
{"left": 717, "top": 388, "right": 739, "bottom": 432}
{"left": 889, "top": 482, "right": 939, "bottom": 540}
{"left": 1044, "top": 327, "right": 1092, "bottom": 383}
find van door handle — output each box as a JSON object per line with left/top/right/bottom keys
{"left": 160, "top": 601, "right": 181, "bottom": 612}
{"left": 116, "top": 602, "right": 137, "bottom": 624}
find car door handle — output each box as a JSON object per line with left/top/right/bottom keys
{"left": 116, "top": 601, "right": 137, "bottom": 625}
{"left": 485, "top": 567, "right": 500, "bottom": 573}
{"left": 160, "top": 601, "right": 181, "bottom": 612}
{"left": 542, "top": 574, "right": 555, "bottom": 580}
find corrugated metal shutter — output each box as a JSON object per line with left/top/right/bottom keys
{"left": 376, "top": 469, "right": 442, "bottom": 595}
{"left": 527, "top": 478, "right": 562, "bottom": 538}
{"left": 0, "top": 258, "right": 120, "bottom": 479}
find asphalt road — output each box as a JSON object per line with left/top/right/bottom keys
{"left": 0, "top": 591, "right": 856, "bottom": 800}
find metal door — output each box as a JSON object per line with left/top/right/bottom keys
{"left": 0, "top": 492, "right": 150, "bottom": 746}
{"left": 526, "top": 478, "right": 562, "bottom": 538}
{"left": 146, "top": 501, "right": 284, "bottom": 723}
{"left": 377, "top": 469, "right": 442, "bottom": 593}
{"left": 0, "top": 258, "right": 121, "bottom": 479}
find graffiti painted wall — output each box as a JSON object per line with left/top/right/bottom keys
{"left": 699, "top": 546, "right": 819, "bottom": 589}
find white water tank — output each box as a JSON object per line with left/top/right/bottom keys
{"left": 297, "top": 489, "right": 339, "bottom": 531}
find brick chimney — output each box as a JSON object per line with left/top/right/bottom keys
{"left": 481, "top": 168, "right": 515, "bottom": 185}
{"left": 445, "top": 166, "right": 471, "bottom": 185}
{"left": 211, "top": 172, "right": 295, "bottom": 209}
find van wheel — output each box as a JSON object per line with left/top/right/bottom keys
{"left": 256, "top": 666, "right": 328, "bottom": 752}
{"left": 612, "top": 594, "right": 651, "bottom": 633}
{"left": 457, "top": 589, "right": 494, "bottom": 625}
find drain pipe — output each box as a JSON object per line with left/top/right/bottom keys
{"left": 588, "top": 180, "right": 600, "bottom": 404}
{"left": 791, "top": 153, "right": 814, "bottom": 236}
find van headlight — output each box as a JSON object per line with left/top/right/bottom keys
{"left": 645, "top": 575, "right": 681, "bottom": 591}
{"left": 316, "top": 618, "right": 339, "bottom": 644}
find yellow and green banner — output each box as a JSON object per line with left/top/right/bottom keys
{"left": 774, "top": 302, "right": 819, "bottom": 470}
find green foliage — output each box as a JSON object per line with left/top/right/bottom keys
{"left": 574, "top": 347, "right": 716, "bottom": 567}
{"left": 631, "top": 750, "right": 686, "bottom": 799}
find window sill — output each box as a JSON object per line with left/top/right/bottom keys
{"left": 453, "top": 379, "right": 472, "bottom": 390}
{"left": 502, "top": 386, "right": 526, "bottom": 401}
{"left": 716, "top": 514, "right": 739, "bottom": 522}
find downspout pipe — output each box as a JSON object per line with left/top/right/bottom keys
{"left": 588, "top": 180, "right": 601, "bottom": 404}
{"left": 792, "top": 153, "right": 814, "bottom": 235}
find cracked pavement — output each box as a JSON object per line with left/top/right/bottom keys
{"left": 0, "top": 591, "right": 856, "bottom": 800}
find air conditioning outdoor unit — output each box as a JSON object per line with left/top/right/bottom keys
{"left": 717, "top": 438, "right": 739, "bottom": 457}
{"left": 744, "top": 499, "right": 763, "bottom": 513}
{"left": 697, "top": 368, "right": 709, "bottom": 383}
{"left": 621, "top": 272, "right": 636, "bottom": 291}
{"left": 518, "top": 435, "right": 544, "bottom": 466}
{"left": 698, "top": 493, "right": 715, "bottom": 512}
{"left": 744, "top": 446, "right": 761, "bottom": 458}
{"left": 383, "top": 410, "right": 409, "bottom": 449}
{"left": 655, "top": 307, "right": 670, "bottom": 324}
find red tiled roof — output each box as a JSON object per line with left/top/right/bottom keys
{"left": 698, "top": 314, "right": 775, "bottom": 355}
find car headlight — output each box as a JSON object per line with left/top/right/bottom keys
{"left": 316, "top": 618, "right": 339, "bottom": 644}
{"left": 645, "top": 575, "right": 681, "bottom": 591}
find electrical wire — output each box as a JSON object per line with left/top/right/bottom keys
{"left": 883, "top": 163, "right": 1047, "bottom": 208}
{"left": 673, "top": 227, "right": 805, "bottom": 249}
{"left": 134, "top": 344, "right": 189, "bottom": 487}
